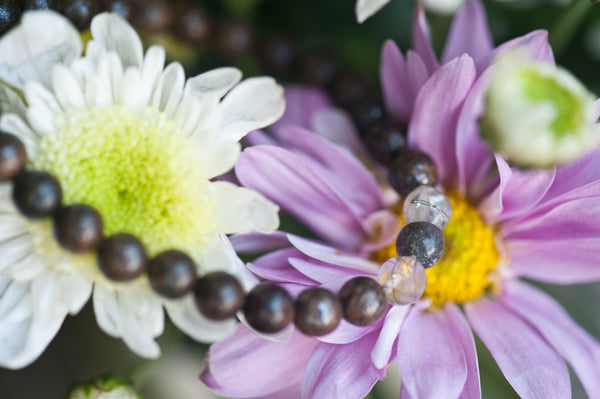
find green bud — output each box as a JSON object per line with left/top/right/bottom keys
{"left": 66, "top": 375, "right": 143, "bottom": 399}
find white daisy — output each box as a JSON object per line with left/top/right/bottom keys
{"left": 355, "top": 0, "right": 465, "bottom": 23}
{"left": 0, "top": 10, "right": 284, "bottom": 369}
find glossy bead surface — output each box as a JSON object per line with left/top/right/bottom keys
{"left": 403, "top": 186, "right": 452, "bottom": 229}
{"left": 194, "top": 272, "right": 245, "bottom": 321}
{"left": 364, "top": 120, "right": 406, "bottom": 165}
{"left": 388, "top": 150, "right": 438, "bottom": 196}
{"left": 60, "top": 0, "right": 102, "bottom": 31}
{"left": 295, "top": 287, "right": 342, "bottom": 336}
{"left": 396, "top": 222, "right": 444, "bottom": 268}
{"left": 244, "top": 283, "right": 295, "bottom": 333}
{"left": 12, "top": 171, "right": 62, "bottom": 218}
{"left": 98, "top": 233, "right": 147, "bottom": 282}
{"left": 0, "top": 132, "right": 27, "bottom": 180}
{"left": 338, "top": 277, "right": 386, "bottom": 326}
{"left": 173, "top": 5, "right": 212, "bottom": 44}
{"left": 0, "top": 1, "right": 20, "bottom": 35}
{"left": 216, "top": 19, "right": 255, "bottom": 60}
{"left": 378, "top": 256, "right": 427, "bottom": 305}
{"left": 54, "top": 204, "right": 103, "bottom": 253}
{"left": 148, "top": 250, "right": 197, "bottom": 299}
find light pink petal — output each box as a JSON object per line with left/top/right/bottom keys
{"left": 273, "top": 85, "right": 331, "bottom": 130}
{"left": 229, "top": 231, "right": 290, "bottom": 254}
{"left": 301, "top": 331, "right": 385, "bottom": 399}
{"left": 397, "top": 307, "right": 468, "bottom": 398}
{"left": 442, "top": 0, "right": 493, "bottom": 71}
{"left": 543, "top": 146, "right": 600, "bottom": 202}
{"left": 245, "top": 129, "right": 278, "bottom": 146}
{"left": 380, "top": 40, "right": 411, "bottom": 122}
{"left": 411, "top": 3, "right": 438, "bottom": 75}
{"left": 466, "top": 298, "right": 570, "bottom": 399}
{"left": 492, "top": 30, "right": 554, "bottom": 65}
{"left": 371, "top": 305, "right": 409, "bottom": 369}
{"left": 312, "top": 108, "right": 364, "bottom": 152}
{"left": 405, "top": 51, "right": 430, "bottom": 104}
{"left": 201, "top": 325, "right": 319, "bottom": 398}
{"left": 408, "top": 55, "right": 477, "bottom": 185}
{"left": 247, "top": 248, "right": 317, "bottom": 285}
{"left": 289, "top": 257, "right": 360, "bottom": 284}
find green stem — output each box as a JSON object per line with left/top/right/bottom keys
{"left": 549, "top": 0, "right": 594, "bottom": 59}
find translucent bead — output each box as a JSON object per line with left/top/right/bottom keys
{"left": 378, "top": 256, "right": 427, "bottom": 305}
{"left": 403, "top": 186, "right": 452, "bottom": 229}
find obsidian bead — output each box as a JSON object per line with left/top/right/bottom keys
{"left": 300, "top": 52, "right": 338, "bottom": 88}
{"left": 194, "top": 272, "right": 245, "bottom": 321}
{"left": 216, "top": 19, "right": 255, "bottom": 60}
{"left": 338, "top": 277, "right": 386, "bottom": 326}
{"left": 148, "top": 250, "right": 197, "bottom": 299}
{"left": 396, "top": 221, "right": 444, "bottom": 268}
{"left": 260, "top": 35, "right": 296, "bottom": 74}
{"left": 0, "top": 1, "right": 21, "bottom": 35}
{"left": 0, "top": 132, "right": 27, "bottom": 180}
{"left": 60, "top": 0, "right": 102, "bottom": 31}
{"left": 21, "top": 0, "right": 50, "bottom": 10}
{"left": 132, "top": 0, "right": 172, "bottom": 34}
{"left": 364, "top": 120, "right": 406, "bottom": 165}
{"left": 244, "top": 283, "right": 295, "bottom": 333}
{"left": 97, "top": 233, "right": 147, "bottom": 282}
{"left": 172, "top": 5, "right": 212, "bottom": 44}
{"left": 295, "top": 287, "right": 342, "bottom": 336}
{"left": 12, "top": 170, "right": 62, "bottom": 218}
{"left": 54, "top": 204, "right": 103, "bottom": 253}
{"left": 388, "top": 149, "right": 438, "bottom": 196}
{"left": 102, "top": 0, "right": 132, "bottom": 20}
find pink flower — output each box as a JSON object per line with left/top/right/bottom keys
{"left": 201, "top": 1, "right": 600, "bottom": 398}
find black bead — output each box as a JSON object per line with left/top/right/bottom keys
{"left": 172, "top": 5, "right": 212, "bottom": 45}
{"left": 349, "top": 96, "right": 385, "bottom": 135}
{"left": 244, "top": 283, "right": 295, "bottom": 333}
{"left": 54, "top": 204, "right": 103, "bottom": 253}
{"left": 12, "top": 170, "right": 62, "bottom": 218}
{"left": 388, "top": 149, "right": 438, "bottom": 196}
{"left": 102, "top": 0, "right": 132, "bottom": 20}
{"left": 194, "top": 272, "right": 245, "bottom": 321}
{"left": 396, "top": 221, "right": 444, "bottom": 268}
{"left": 300, "top": 52, "right": 338, "bottom": 88}
{"left": 60, "top": 0, "right": 102, "bottom": 31}
{"left": 148, "top": 250, "right": 197, "bottom": 299}
{"left": 216, "top": 19, "right": 255, "bottom": 60}
{"left": 260, "top": 35, "right": 296, "bottom": 75}
{"left": 364, "top": 120, "right": 406, "bottom": 165}
{"left": 131, "top": 0, "right": 172, "bottom": 34}
{"left": 21, "top": 0, "right": 50, "bottom": 10}
{"left": 0, "top": 1, "right": 21, "bottom": 35}
{"left": 295, "top": 287, "right": 342, "bottom": 336}
{"left": 98, "top": 233, "right": 147, "bottom": 282}
{"left": 338, "top": 277, "right": 386, "bottom": 326}
{"left": 0, "top": 132, "right": 27, "bottom": 180}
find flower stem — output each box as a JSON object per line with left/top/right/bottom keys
{"left": 549, "top": 0, "right": 594, "bottom": 59}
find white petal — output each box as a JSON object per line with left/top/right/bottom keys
{"left": 52, "top": 64, "right": 86, "bottom": 109}
{"left": 118, "top": 67, "right": 145, "bottom": 113}
{"left": 219, "top": 77, "right": 285, "bottom": 142}
{"left": 355, "top": 0, "right": 391, "bottom": 23}
{"left": 139, "top": 45, "right": 166, "bottom": 103}
{"left": 0, "top": 113, "right": 40, "bottom": 158}
{"left": 209, "top": 181, "right": 280, "bottom": 235}
{"left": 84, "top": 74, "right": 113, "bottom": 108}
{"left": 195, "top": 140, "right": 240, "bottom": 179}
{"left": 173, "top": 95, "right": 204, "bottom": 137}
{"left": 184, "top": 67, "right": 242, "bottom": 100}
{"left": 0, "top": 85, "right": 27, "bottom": 120}
{"left": 151, "top": 62, "right": 185, "bottom": 118}
{"left": 93, "top": 285, "right": 120, "bottom": 337}
{"left": 0, "top": 10, "right": 82, "bottom": 90}
{"left": 90, "top": 12, "right": 143, "bottom": 68}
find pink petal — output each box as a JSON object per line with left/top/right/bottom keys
{"left": 247, "top": 248, "right": 317, "bottom": 285}
{"left": 380, "top": 40, "right": 411, "bottom": 122}
{"left": 371, "top": 305, "right": 409, "bottom": 369}
{"left": 289, "top": 257, "right": 360, "bottom": 284}
{"left": 245, "top": 129, "right": 278, "bottom": 146}
{"left": 272, "top": 85, "right": 332, "bottom": 130}
{"left": 594, "top": 99, "right": 600, "bottom": 120}
{"left": 543, "top": 146, "right": 600, "bottom": 202}
{"left": 411, "top": 3, "right": 438, "bottom": 75}
{"left": 316, "top": 318, "right": 382, "bottom": 345}
{"left": 465, "top": 298, "right": 570, "bottom": 399}
{"left": 501, "top": 282, "right": 600, "bottom": 398}
{"left": 229, "top": 231, "right": 291, "bottom": 254}
{"left": 311, "top": 108, "right": 363, "bottom": 152}
{"left": 492, "top": 30, "right": 555, "bottom": 65}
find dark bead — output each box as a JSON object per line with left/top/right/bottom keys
{"left": 388, "top": 149, "right": 438, "bottom": 196}
{"left": 364, "top": 120, "right": 406, "bottom": 165}
{"left": 338, "top": 277, "right": 386, "bottom": 326}
{"left": 260, "top": 35, "right": 296, "bottom": 74}
{"left": 131, "top": 0, "right": 172, "bottom": 34}
{"left": 172, "top": 5, "right": 212, "bottom": 45}
{"left": 148, "top": 250, "right": 197, "bottom": 299}
{"left": 216, "top": 19, "right": 255, "bottom": 60}
{"left": 0, "top": 132, "right": 27, "bottom": 180}
{"left": 97, "top": 233, "right": 147, "bottom": 282}
{"left": 349, "top": 96, "right": 385, "bottom": 135}
{"left": 21, "top": 0, "right": 50, "bottom": 10}
{"left": 0, "top": 1, "right": 21, "bottom": 35}
{"left": 194, "top": 272, "right": 245, "bottom": 321}
{"left": 244, "top": 283, "right": 295, "bottom": 333}
{"left": 12, "top": 170, "right": 62, "bottom": 218}
{"left": 54, "top": 204, "right": 103, "bottom": 253}
{"left": 300, "top": 52, "right": 338, "bottom": 88}
{"left": 102, "top": 0, "right": 132, "bottom": 20}
{"left": 331, "top": 74, "right": 374, "bottom": 109}
{"left": 396, "top": 221, "right": 444, "bottom": 268}
{"left": 295, "top": 287, "right": 342, "bottom": 336}
{"left": 60, "top": 0, "right": 102, "bottom": 31}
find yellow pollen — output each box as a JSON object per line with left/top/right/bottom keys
{"left": 373, "top": 192, "right": 499, "bottom": 307}
{"left": 34, "top": 105, "right": 216, "bottom": 259}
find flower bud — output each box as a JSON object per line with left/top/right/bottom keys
{"left": 66, "top": 375, "right": 142, "bottom": 399}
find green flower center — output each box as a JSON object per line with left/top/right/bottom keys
{"left": 35, "top": 105, "right": 216, "bottom": 259}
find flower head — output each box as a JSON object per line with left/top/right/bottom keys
{"left": 0, "top": 11, "right": 284, "bottom": 368}
{"left": 66, "top": 375, "right": 141, "bottom": 399}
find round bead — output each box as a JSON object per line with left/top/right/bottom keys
{"left": 60, "top": 0, "right": 102, "bottom": 31}
{"left": 295, "top": 287, "right": 342, "bottom": 336}
{"left": 148, "top": 250, "right": 197, "bottom": 299}
{"left": 97, "top": 233, "right": 147, "bottom": 282}
{"left": 378, "top": 256, "right": 427, "bottom": 305}
{"left": 194, "top": 272, "right": 245, "bottom": 321}
{"left": 396, "top": 222, "right": 444, "bottom": 268}
{"left": 364, "top": 120, "right": 406, "bottom": 165}
{"left": 0, "top": 132, "right": 27, "bottom": 180}
{"left": 388, "top": 149, "right": 438, "bottom": 196}
{"left": 12, "top": 170, "right": 62, "bottom": 218}
{"left": 132, "top": 0, "right": 172, "bottom": 34}
{"left": 338, "top": 277, "right": 386, "bottom": 326}
{"left": 244, "top": 283, "right": 295, "bottom": 333}
{"left": 173, "top": 5, "right": 212, "bottom": 44}
{"left": 403, "top": 186, "right": 452, "bottom": 229}
{"left": 22, "top": 0, "right": 50, "bottom": 10}
{"left": 0, "top": 1, "right": 20, "bottom": 35}
{"left": 349, "top": 96, "right": 384, "bottom": 135}
{"left": 216, "top": 19, "right": 255, "bottom": 60}
{"left": 54, "top": 204, "right": 103, "bottom": 253}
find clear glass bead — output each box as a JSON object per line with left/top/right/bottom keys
{"left": 403, "top": 186, "right": 452, "bottom": 229}
{"left": 378, "top": 256, "right": 427, "bottom": 305}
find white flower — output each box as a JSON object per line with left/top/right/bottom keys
{"left": 355, "top": 0, "right": 464, "bottom": 23}
{"left": 0, "top": 11, "right": 284, "bottom": 368}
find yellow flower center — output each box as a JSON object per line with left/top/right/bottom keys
{"left": 373, "top": 192, "right": 500, "bottom": 307}
{"left": 34, "top": 105, "right": 216, "bottom": 259}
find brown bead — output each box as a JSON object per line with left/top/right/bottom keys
{"left": 132, "top": 0, "right": 172, "bottom": 34}
{"left": 12, "top": 170, "right": 62, "bottom": 218}
{"left": 194, "top": 272, "right": 245, "bottom": 321}
{"left": 102, "top": 0, "right": 132, "bottom": 20}
{"left": 172, "top": 5, "right": 212, "bottom": 45}
{"left": 97, "top": 233, "right": 147, "bottom": 282}
{"left": 54, "top": 204, "right": 103, "bottom": 253}
{"left": 21, "top": 0, "right": 50, "bottom": 10}
{"left": 0, "top": 132, "right": 27, "bottom": 180}
{"left": 60, "top": 0, "right": 102, "bottom": 31}
{"left": 364, "top": 120, "right": 406, "bottom": 165}
{"left": 244, "top": 283, "right": 295, "bottom": 333}
{"left": 148, "top": 250, "right": 197, "bottom": 299}
{"left": 295, "top": 287, "right": 342, "bottom": 336}
{"left": 216, "top": 19, "right": 255, "bottom": 60}
{"left": 338, "top": 277, "right": 386, "bottom": 326}
{"left": 260, "top": 35, "right": 296, "bottom": 75}
{"left": 388, "top": 149, "right": 438, "bottom": 197}
{"left": 300, "top": 52, "right": 338, "bottom": 88}
{"left": 0, "top": 1, "right": 21, "bottom": 35}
